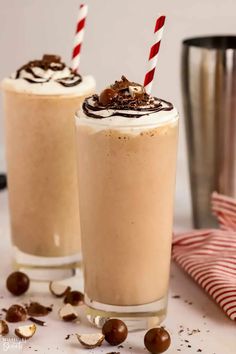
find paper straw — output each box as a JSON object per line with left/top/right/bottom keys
{"left": 71, "top": 4, "right": 88, "bottom": 72}
{"left": 143, "top": 15, "right": 166, "bottom": 94}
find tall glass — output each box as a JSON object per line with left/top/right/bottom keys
{"left": 75, "top": 110, "right": 179, "bottom": 330}
{"left": 2, "top": 80, "right": 95, "bottom": 280}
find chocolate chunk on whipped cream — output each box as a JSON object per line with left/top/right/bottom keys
{"left": 12, "top": 54, "right": 82, "bottom": 87}
{"left": 82, "top": 76, "right": 174, "bottom": 119}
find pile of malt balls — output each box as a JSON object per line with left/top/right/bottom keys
{"left": 3, "top": 271, "right": 171, "bottom": 353}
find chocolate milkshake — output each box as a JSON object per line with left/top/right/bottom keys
{"left": 2, "top": 55, "right": 95, "bottom": 280}
{"left": 75, "top": 77, "right": 178, "bottom": 329}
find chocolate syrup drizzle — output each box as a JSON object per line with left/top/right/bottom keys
{"left": 83, "top": 76, "right": 173, "bottom": 119}
{"left": 14, "top": 55, "right": 82, "bottom": 87}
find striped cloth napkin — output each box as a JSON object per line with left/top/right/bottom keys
{"left": 172, "top": 192, "right": 236, "bottom": 321}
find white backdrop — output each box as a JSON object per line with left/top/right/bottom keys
{"left": 0, "top": 0, "right": 236, "bottom": 226}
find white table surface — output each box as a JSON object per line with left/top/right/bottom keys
{"left": 0, "top": 189, "right": 235, "bottom": 354}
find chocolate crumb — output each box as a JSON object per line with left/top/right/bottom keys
{"left": 185, "top": 340, "right": 189, "bottom": 343}
{"left": 172, "top": 295, "right": 181, "bottom": 299}
{"left": 26, "top": 302, "right": 52, "bottom": 317}
{"left": 28, "top": 316, "right": 47, "bottom": 326}
{"left": 188, "top": 329, "right": 200, "bottom": 335}
{"left": 197, "top": 350, "right": 202, "bottom": 352}
{"left": 65, "top": 334, "right": 70, "bottom": 340}
{"left": 117, "top": 345, "right": 123, "bottom": 349}
{"left": 188, "top": 344, "right": 191, "bottom": 348}
{"left": 178, "top": 329, "right": 184, "bottom": 334}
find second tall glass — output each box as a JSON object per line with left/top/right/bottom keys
{"left": 2, "top": 55, "right": 95, "bottom": 280}
{"left": 75, "top": 87, "right": 179, "bottom": 330}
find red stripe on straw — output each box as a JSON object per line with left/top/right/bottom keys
{"left": 144, "top": 68, "right": 155, "bottom": 87}
{"left": 72, "top": 44, "right": 82, "bottom": 58}
{"left": 76, "top": 17, "right": 86, "bottom": 33}
{"left": 149, "top": 42, "right": 161, "bottom": 60}
{"left": 154, "top": 15, "right": 166, "bottom": 32}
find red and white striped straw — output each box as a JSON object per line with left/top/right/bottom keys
{"left": 144, "top": 15, "right": 166, "bottom": 94}
{"left": 71, "top": 4, "right": 88, "bottom": 72}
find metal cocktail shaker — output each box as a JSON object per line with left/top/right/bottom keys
{"left": 182, "top": 36, "right": 236, "bottom": 228}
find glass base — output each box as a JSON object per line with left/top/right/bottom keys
{"left": 13, "top": 246, "right": 82, "bottom": 281}
{"left": 85, "top": 294, "right": 168, "bottom": 331}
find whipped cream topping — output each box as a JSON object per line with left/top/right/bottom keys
{"left": 83, "top": 95, "right": 174, "bottom": 119}
{"left": 80, "top": 76, "right": 177, "bottom": 125}
{"left": 2, "top": 54, "right": 96, "bottom": 96}
{"left": 14, "top": 55, "right": 82, "bottom": 86}
{"left": 77, "top": 77, "right": 178, "bottom": 134}
{"left": 14, "top": 63, "right": 81, "bottom": 86}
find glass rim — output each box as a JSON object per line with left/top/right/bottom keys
{"left": 75, "top": 110, "right": 179, "bottom": 129}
